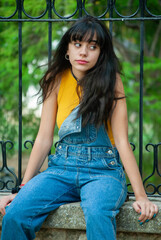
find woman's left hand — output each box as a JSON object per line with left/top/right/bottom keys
{"left": 133, "top": 197, "right": 159, "bottom": 224}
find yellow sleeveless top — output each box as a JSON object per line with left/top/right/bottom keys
{"left": 57, "top": 69, "right": 115, "bottom": 145}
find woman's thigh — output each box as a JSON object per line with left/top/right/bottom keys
{"left": 80, "top": 175, "right": 127, "bottom": 240}
{"left": 5, "top": 169, "right": 80, "bottom": 229}
{"left": 80, "top": 174, "right": 127, "bottom": 217}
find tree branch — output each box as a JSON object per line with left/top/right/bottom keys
{"left": 113, "top": 38, "right": 139, "bottom": 63}
{"left": 149, "top": 21, "right": 161, "bottom": 57}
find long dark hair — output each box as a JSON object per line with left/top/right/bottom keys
{"left": 39, "top": 16, "right": 122, "bottom": 128}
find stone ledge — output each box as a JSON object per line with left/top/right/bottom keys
{"left": 41, "top": 197, "right": 161, "bottom": 234}
{"left": 0, "top": 195, "right": 161, "bottom": 239}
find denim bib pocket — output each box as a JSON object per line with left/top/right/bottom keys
{"left": 62, "top": 124, "right": 97, "bottom": 144}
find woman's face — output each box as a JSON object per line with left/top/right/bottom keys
{"left": 67, "top": 35, "right": 100, "bottom": 79}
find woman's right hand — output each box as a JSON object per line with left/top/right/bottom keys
{"left": 0, "top": 193, "right": 17, "bottom": 216}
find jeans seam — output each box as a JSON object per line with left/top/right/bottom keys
{"left": 114, "top": 187, "right": 126, "bottom": 213}
{"left": 26, "top": 185, "right": 78, "bottom": 230}
{"left": 89, "top": 171, "right": 123, "bottom": 183}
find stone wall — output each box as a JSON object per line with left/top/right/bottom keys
{"left": 0, "top": 195, "right": 161, "bottom": 240}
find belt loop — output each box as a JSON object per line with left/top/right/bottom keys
{"left": 66, "top": 146, "right": 69, "bottom": 158}
{"left": 54, "top": 141, "right": 59, "bottom": 148}
{"left": 113, "top": 147, "right": 116, "bottom": 159}
{"left": 88, "top": 147, "right": 91, "bottom": 161}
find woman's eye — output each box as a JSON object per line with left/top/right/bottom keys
{"left": 74, "top": 43, "right": 81, "bottom": 47}
{"left": 89, "top": 45, "right": 96, "bottom": 50}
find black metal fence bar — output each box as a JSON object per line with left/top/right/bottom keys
{"left": 109, "top": 0, "right": 113, "bottom": 36}
{"left": 48, "top": 0, "right": 52, "bottom": 65}
{"left": 78, "top": 0, "right": 83, "bottom": 18}
{"left": 0, "top": 0, "right": 161, "bottom": 195}
{"left": 18, "top": 0, "right": 23, "bottom": 185}
{"left": 0, "top": 0, "right": 161, "bottom": 21}
{"left": 1, "top": 17, "right": 161, "bottom": 22}
{"left": 139, "top": 0, "right": 144, "bottom": 177}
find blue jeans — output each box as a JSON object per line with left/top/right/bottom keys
{"left": 1, "top": 107, "right": 127, "bottom": 240}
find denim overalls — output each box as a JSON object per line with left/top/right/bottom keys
{"left": 2, "top": 106, "right": 127, "bottom": 240}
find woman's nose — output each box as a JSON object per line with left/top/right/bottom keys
{"left": 80, "top": 45, "right": 88, "bottom": 56}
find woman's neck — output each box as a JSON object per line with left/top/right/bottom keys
{"left": 71, "top": 68, "right": 85, "bottom": 81}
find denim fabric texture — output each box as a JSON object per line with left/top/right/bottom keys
{"left": 1, "top": 106, "right": 127, "bottom": 240}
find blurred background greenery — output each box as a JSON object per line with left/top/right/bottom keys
{"left": 0, "top": 0, "right": 161, "bottom": 191}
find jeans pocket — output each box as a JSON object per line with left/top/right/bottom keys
{"left": 102, "top": 157, "right": 119, "bottom": 170}
{"left": 103, "top": 157, "right": 127, "bottom": 188}
{"left": 89, "top": 156, "right": 117, "bottom": 178}
{"left": 48, "top": 154, "right": 57, "bottom": 167}
{"left": 47, "top": 154, "right": 66, "bottom": 175}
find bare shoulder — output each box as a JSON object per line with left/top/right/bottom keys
{"left": 38, "top": 74, "right": 62, "bottom": 137}
{"left": 45, "top": 73, "right": 62, "bottom": 102}
{"left": 53, "top": 73, "right": 62, "bottom": 97}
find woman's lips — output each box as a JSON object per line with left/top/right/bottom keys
{"left": 76, "top": 60, "right": 88, "bottom": 64}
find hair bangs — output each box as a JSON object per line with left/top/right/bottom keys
{"left": 69, "top": 21, "right": 104, "bottom": 47}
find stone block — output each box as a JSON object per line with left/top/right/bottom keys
{"left": 0, "top": 194, "right": 161, "bottom": 239}
{"left": 36, "top": 229, "right": 87, "bottom": 240}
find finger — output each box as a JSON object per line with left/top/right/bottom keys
{"left": 142, "top": 203, "right": 150, "bottom": 223}
{"left": 133, "top": 201, "right": 147, "bottom": 224}
{"left": 133, "top": 202, "right": 141, "bottom": 214}
{"left": 154, "top": 204, "right": 159, "bottom": 214}
{"left": 148, "top": 205, "right": 155, "bottom": 220}
{"left": 147, "top": 203, "right": 159, "bottom": 220}
{"left": 139, "top": 204, "right": 146, "bottom": 222}
{"left": 0, "top": 207, "right": 6, "bottom": 216}
{"left": 0, "top": 203, "right": 4, "bottom": 215}
{"left": 151, "top": 204, "right": 159, "bottom": 219}
{"left": 140, "top": 203, "right": 158, "bottom": 223}
{"left": 2, "top": 208, "right": 6, "bottom": 216}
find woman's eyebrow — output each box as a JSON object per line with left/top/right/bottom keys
{"left": 72, "top": 39, "right": 98, "bottom": 44}
{"left": 89, "top": 40, "right": 98, "bottom": 44}
{"left": 89, "top": 39, "right": 98, "bottom": 43}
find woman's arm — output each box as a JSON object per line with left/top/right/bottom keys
{"left": 111, "top": 75, "right": 158, "bottom": 223}
{"left": 22, "top": 85, "right": 59, "bottom": 184}
{"left": 0, "top": 82, "right": 59, "bottom": 215}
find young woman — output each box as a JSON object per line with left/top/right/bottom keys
{"left": 0, "top": 16, "right": 158, "bottom": 240}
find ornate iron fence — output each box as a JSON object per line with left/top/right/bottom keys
{"left": 0, "top": 0, "right": 161, "bottom": 196}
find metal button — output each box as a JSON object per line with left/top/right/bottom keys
{"left": 110, "top": 161, "right": 115, "bottom": 165}
{"left": 58, "top": 145, "right": 62, "bottom": 149}
{"left": 107, "top": 150, "right": 113, "bottom": 154}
